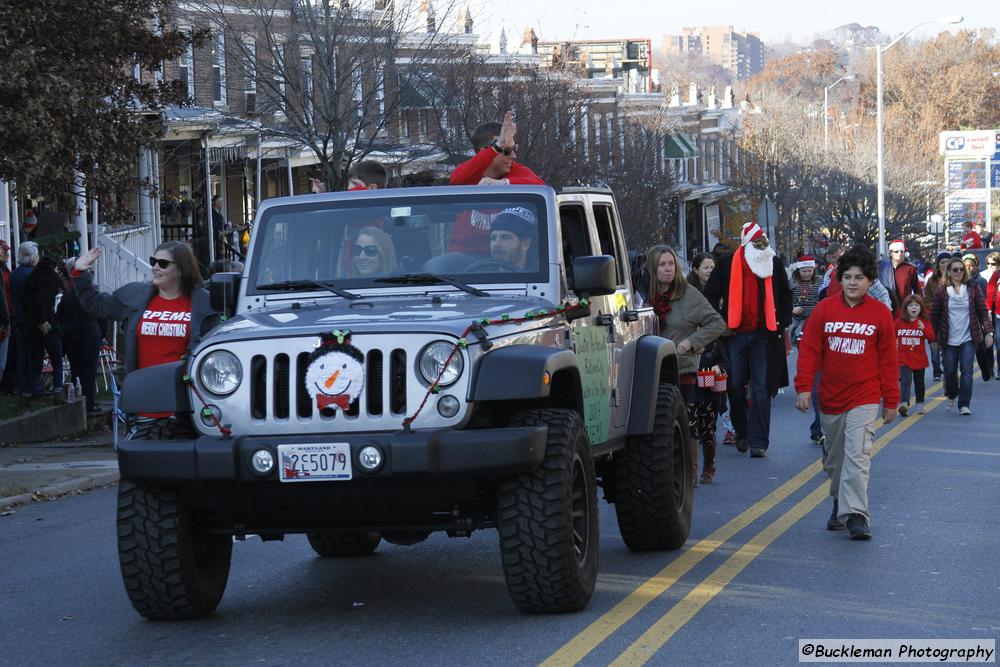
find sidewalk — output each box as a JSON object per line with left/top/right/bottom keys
{"left": 0, "top": 430, "right": 119, "bottom": 512}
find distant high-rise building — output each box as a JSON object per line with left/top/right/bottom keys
{"left": 536, "top": 38, "right": 653, "bottom": 93}
{"left": 662, "top": 26, "right": 764, "bottom": 81}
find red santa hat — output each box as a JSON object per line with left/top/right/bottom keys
{"left": 740, "top": 220, "right": 764, "bottom": 247}
{"left": 888, "top": 239, "right": 905, "bottom": 252}
{"left": 793, "top": 255, "right": 816, "bottom": 271}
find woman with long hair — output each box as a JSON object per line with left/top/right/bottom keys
{"left": 71, "top": 241, "right": 219, "bottom": 435}
{"left": 645, "top": 246, "right": 725, "bottom": 484}
{"left": 352, "top": 226, "right": 397, "bottom": 277}
{"left": 686, "top": 253, "right": 715, "bottom": 292}
{"left": 929, "top": 258, "right": 993, "bottom": 415}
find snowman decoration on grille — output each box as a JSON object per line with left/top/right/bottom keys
{"left": 305, "top": 330, "right": 365, "bottom": 414}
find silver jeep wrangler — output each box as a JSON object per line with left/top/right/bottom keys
{"left": 116, "top": 185, "right": 692, "bottom": 619}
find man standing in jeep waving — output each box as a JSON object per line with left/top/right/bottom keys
{"left": 448, "top": 111, "right": 544, "bottom": 255}
{"left": 703, "top": 221, "right": 793, "bottom": 458}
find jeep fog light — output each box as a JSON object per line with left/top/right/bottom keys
{"left": 358, "top": 446, "right": 383, "bottom": 472}
{"left": 418, "top": 341, "right": 464, "bottom": 386}
{"left": 437, "top": 395, "right": 461, "bottom": 418}
{"left": 200, "top": 404, "right": 222, "bottom": 427}
{"left": 251, "top": 449, "right": 274, "bottom": 474}
{"left": 199, "top": 350, "right": 242, "bottom": 396}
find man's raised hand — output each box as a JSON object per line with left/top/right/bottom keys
{"left": 498, "top": 110, "right": 516, "bottom": 149}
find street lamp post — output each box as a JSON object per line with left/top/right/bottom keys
{"left": 823, "top": 75, "right": 854, "bottom": 151}
{"left": 876, "top": 15, "right": 964, "bottom": 258}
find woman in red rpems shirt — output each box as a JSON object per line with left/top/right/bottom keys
{"left": 71, "top": 241, "right": 218, "bottom": 437}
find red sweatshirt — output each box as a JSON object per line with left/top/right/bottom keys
{"left": 448, "top": 148, "right": 544, "bottom": 254}
{"left": 895, "top": 317, "right": 935, "bottom": 370}
{"left": 795, "top": 294, "right": 899, "bottom": 414}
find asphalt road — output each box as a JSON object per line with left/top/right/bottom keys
{"left": 3, "top": 372, "right": 999, "bottom": 666}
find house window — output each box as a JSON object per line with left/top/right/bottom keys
{"left": 244, "top": 37, "right": 256, "bottom": 114}
{"left": 178, "top": 28, "right": 194, "bottom": 99}
{"left": 581, "top": 110, "right": 589, "bottom": 160}
{"left": 212, "top": 31, "right": 227, "bottom": 105}
{"left": 352, "top": 67, "right": 363, "bottom": 117}
{"left": 302, "top": 53, "right": 314, "bottom": 120}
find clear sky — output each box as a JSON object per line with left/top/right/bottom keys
{"left": 469, "top": 0, "right": 993, "bottom": 47}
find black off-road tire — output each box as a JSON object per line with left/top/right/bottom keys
{"left": 306, "top": 531, "right": 382, "bottom": 557}
{"left": 117, "top": 481, "right": 232, "bottom": 619}
{"left": 613, "top": 383, "right": 693, "bottom": 551}
{"left": 496, "top": 409, "right": 599, "bottom": 614}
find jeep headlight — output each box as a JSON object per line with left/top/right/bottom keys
{"left": 199, "top": 350, "right": 242, "bottom": 396}
{"left": 418, "top": 341, "right": 464, "bottom": 387}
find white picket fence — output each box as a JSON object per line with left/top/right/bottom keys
{"left": 96, "top": 224, "right": 155, "bottom": 292}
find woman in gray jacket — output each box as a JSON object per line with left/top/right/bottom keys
{"left": 71, "top": 241, "right": 219, "bottom": 436}
{"left": 645, "top": 246, "right": 726, "bottom": 484}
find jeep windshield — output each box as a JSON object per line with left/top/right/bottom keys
{"left": 248, "top": 191, "right": 549, "bottom": 293}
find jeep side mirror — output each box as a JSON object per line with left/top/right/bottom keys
{"left": 571, "top": 255, "right": 617, "bottom": 298}
{"left": 210, "top": 272, "right": 241, "bottom": 317}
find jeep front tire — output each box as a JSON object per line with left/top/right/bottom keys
{"left": 496, "top": 409, "right": 598, "bottom": 614}
{"left": 117, "top": 481, "right": 232, "bottom": 619}
{"left": 613, "top": 383, "right": 693, "bottom": 551}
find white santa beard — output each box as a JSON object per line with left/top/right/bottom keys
{"left": 744, "top": 243, "right": 776, "bottom": 278}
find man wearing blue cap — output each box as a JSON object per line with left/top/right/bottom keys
{"left": 489, "top": 207, "right": 536, "bottom": 270}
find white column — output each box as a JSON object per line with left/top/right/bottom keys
{"left": 0, "top": 180, "right": 9, "bottom": 248}
{"left": 74, "top": 171, "right": 89, "bottom": 255}
{"left": 255, "top": 134, "right": 262, "bottom": 209}
{"left": 286, "top": 148, "right": 294, "bottom": 195}
{"left": 10, "top": 186, "right": 20, "bottom": 250}
{"left": 151, "top": 150, "right": 162, "bottom": 243}
{"left": 678, "top": 198, "right": 687, "bottom": 255}
{"left": 203, "top": 135, "right": 215, "bottom": 263}
{"left": 137, "top": 147, "right": 149, "bottom": 228}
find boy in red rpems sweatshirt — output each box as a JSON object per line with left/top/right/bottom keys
{"left": 795, "top": 244, "right": 899, "bottom": 541}
{"left": 447, "top": 111, "right": 544, "bottom": 255}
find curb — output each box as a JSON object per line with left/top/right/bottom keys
{"left": 0, "top": 470, "right": 119, "bottom": 512}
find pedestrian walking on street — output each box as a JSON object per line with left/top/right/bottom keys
{"left": 789, "top": 255, "right": 824, "bottom": 445}
{"left": 930, "top": 258, "right": 993, "bottom": 415}
{"left": 70, "top": 241, "right": 219, "bottom": 437}
{"left": 58, "top": 258, "right": 103, "bottom": 415}
{"left": 642, "top": 246, "right": 725, "bottom": 484}
{"left": 895, "top": 294, "right": 935, "bottom": 416}
{"left": 24, "top": 256, "right": 66, "bottom": 403}
{"left": 962, "top": 253, "right": 993, "bottom": 381}
{"left": 985, "top": 256, "right": 1000, "bottom": 377}
{"left": 688, "top": 252, "right": 735, "bottom": 448}
{"left": 878, "top": 239, "right": 921, "bottom": 314}
{"left": 924, "top": 251, "right": 952, "bottom": 381}
{"left": 703, "top": 220, "right": 793, "bottom": 458}
{"left": 795, "top": 244, "right": 899, "bottom": 541}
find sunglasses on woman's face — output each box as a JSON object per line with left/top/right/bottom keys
{"left": 950, "top": 267, "right": 965, "bottom": 273}
{"left": 149, "top": 257, "right": 175, "bottom": 269}
{"left": 352, "top": 244, "right": 379, "bottom": 258}
{"left": 989, "top": 262, "right": 998, "bottom": 267}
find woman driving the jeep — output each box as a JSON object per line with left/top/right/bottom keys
{"left": 352, "top": 226, "right": 397, "bottom": 277}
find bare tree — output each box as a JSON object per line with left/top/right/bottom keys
{"left": 187, "top": 0, "right": 460, "bottom": 190}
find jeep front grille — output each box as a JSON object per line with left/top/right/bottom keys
{"left": 248, "top": 348, "right": 406, "bottom": 421}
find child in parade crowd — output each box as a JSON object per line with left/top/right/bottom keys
{"left": 895, "top": 294, "right": 935, "bottom": 416}
{"left": 790, "top": 255, "right": 820, "bottom": 345}
{"left": 795, "top": 244, "right": 899, "bottom": 541}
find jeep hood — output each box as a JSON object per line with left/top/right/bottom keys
{"left": 204, "top": 294, "right": 562, "bottom": 345}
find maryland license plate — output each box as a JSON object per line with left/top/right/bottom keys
{"left": 277, "top": 443, "right": 352, "bottom": 482}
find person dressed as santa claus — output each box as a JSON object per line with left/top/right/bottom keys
{"left": 878, "top": 239, "right": 920, "bottom": 314}
{"left": 703, "top": 221, "right": 793, "bottom": 458}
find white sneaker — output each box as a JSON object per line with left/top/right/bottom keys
{"left": 915, "top": 403, "right": 926, "bottom": 414}
{"left": 960, "top": 406, "right": 972, "bottom": 416}
{"left": 946, "top": 398, "right": 956, "bottom": 412}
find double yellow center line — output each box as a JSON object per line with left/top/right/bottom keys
{"left": 543, "top": 380, "right": 950, "bottom": 666}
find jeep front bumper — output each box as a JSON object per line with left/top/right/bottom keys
{"left": 117, "top": 426, "right": 548, "bottom": 484}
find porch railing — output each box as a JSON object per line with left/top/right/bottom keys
{"left": 96, "top": 224, "right": 155, "bottom": 291}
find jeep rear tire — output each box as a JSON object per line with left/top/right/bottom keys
{"left": 307, "top": 531, "right": 382, "bottom": 557}
{"left": 496, "top": 409, "right": 598, "bottom": 614}
{"left": 117, "top": 481, "right": 232, "bottom": 619}
{"left": 613, "top": 383, "right": 693, "bottom": 551}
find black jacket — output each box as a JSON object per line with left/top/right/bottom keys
{"left": 24, "top": 260, "right": 64, "bottom": 334}
{"left": 703, "top": 252, "right": 793, "bottom": 396}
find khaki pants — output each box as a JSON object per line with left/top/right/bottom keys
{"left": 819, "top": 404, "right": 880, "bottom": 522}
